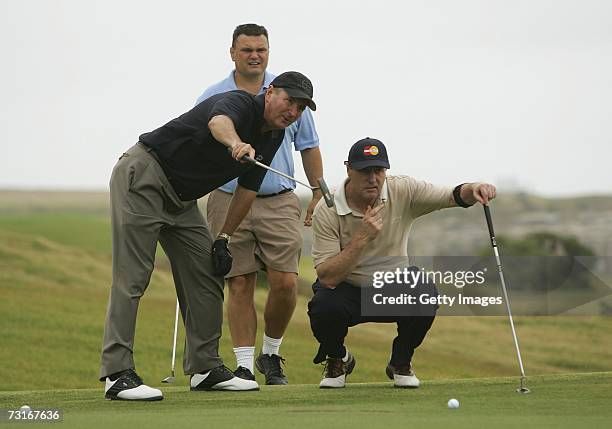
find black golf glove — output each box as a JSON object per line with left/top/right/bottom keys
{"left": 212, "top": 237, "right": 233, "bottom": 276}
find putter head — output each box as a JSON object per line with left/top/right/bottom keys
{"left": 317, "top": 178, "right": 334, "bottom": 208}
{"left": 161, "top": 375, "right": 176, "bottom": 384}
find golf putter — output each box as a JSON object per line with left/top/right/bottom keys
{"left": 162, "top": 299, "right": 180, "bottom": 383}
{"left": 484, "top": 204, "right": 530, "bottom": 394}
{"left": 232, "top": 149, "right": 334, "bottom": 207}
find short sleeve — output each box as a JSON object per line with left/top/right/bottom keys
{"left": 208, "top": 92, "right": 252, "bottom": 130}
{"left": 399, "top": 176, "right": 453, "bottom": 218}
{"left": 292, "top": 108, "right": 319, "bottom": 151}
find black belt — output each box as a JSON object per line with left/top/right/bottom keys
{"left": 219, "top": 188, "right": 293, "bottom": 199}
{"left": 257, "top": 188, "right": 293, "bottom": 198}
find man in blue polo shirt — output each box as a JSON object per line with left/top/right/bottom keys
{"left": 197, "top": 23, "right": 323, "bottom": 385}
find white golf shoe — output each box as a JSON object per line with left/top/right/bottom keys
{"left": 190, "top": 365, "right": 259, "bottom": 391}
{"left": 386, "top": 362, "right": 420, "bottom": 388}
{"left": 104, "top": 369, "right": 163, "bottom": 401}
{"left": 319, "top": 351, "right": 356, "bottom": 389}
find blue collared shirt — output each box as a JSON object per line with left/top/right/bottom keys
{"left": 196, "top": 70, "right": 320, "bottom": 195}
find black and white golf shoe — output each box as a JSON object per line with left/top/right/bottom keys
{"left": 104, "top": 369, "right": 163, "bottom": 401}
{"left": 190, "top": 365, "right": 259, "bottom": 391}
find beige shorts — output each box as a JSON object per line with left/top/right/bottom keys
{"left": 206, "top": 189, "right": 303, "bottom": 277}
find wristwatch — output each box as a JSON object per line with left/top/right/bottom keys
{"left": 216, "top": 232, "right": 231, "bottom": 242}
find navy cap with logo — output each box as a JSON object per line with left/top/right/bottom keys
{"left": 270, "top": 71, "right": 316, "bottom": 111}
{"left": 347, "top": 137, "right": 390, "bottom": 170}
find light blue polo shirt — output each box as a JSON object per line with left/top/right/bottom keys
{"left": 196, "top": 70, "right": 320, "bottom": 195}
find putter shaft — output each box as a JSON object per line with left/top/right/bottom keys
{"left": 244, "top": 156, "right": 316, "bottom": 190}
{"left": 238, "top": 153, "right": 334, "bottom": 207}
{"left": 162, "top": 299, "right": 180, "bottom": 383}
{"left": 484, "top": 205, "right": 529, "bottom": 393}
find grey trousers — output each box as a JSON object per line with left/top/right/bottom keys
{"left": 99, "top": 143, "right": 224, "bottom": 380}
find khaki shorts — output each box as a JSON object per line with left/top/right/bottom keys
{"left": 206, "top": 189, "right": 303, "bottom": 277}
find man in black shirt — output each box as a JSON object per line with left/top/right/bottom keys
{"left": 100, "top": 71, "right": 316, "bottom": 401}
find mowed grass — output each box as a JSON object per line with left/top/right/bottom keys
{"left": 1, "top": 197, "right": 612, "bottom": 395}
{"left": 0, "top": 373, "right": 611, "bottom": 429}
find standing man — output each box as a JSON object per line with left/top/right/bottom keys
{"left": 308, "top": 138, "right": 496, "bottom": 388}
{"left": 197, "top": 24, "right": 323, "bottom": 385}
{"left": 99, "top": 71, "right": 316, "bottom": 400}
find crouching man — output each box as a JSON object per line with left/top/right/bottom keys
{"left": 307, "top": 138, "right": 496, "bottom": 388}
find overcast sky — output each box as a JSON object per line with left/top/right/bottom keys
{"left": 1, "top": 0, "right": 611, "bottom": 197}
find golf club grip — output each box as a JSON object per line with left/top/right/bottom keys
{"left": 483, "top": 205, "right": 496, "bottom": 244}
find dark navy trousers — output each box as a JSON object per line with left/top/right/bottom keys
{"left": 307, "top": 280, "right": 436, "bottom": 367}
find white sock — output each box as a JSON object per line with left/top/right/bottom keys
{"left": 262, "top": 334, "right": 283, "bottom": 356}
{"left": 233, "top": 346, "right": 255, "bottom": 373}
{"left": 342, "top": 349, "right": 350, "bottom": 363}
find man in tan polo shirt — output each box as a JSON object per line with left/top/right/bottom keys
{"left": 307, "top": 137, "right": 497, "bottom": 389}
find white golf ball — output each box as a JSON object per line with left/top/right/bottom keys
{"left": 20, "top": 405, "right": 32, "bottom": 414}
{"left": 447, "top": 398, "right": 460, "bottom": 409}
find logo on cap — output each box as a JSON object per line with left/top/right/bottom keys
{"left": 297, "top": 78, "right": 312, "bottom": 93}
{"left": 363, "top": 145, "right": 379, "bottom": 156}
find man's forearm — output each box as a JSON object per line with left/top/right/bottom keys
{"left": 219, "top": 185, "right": 257, "bottom": 236}
{"left": 208, "top": 115, "right": 242, "bottom": 149}
{"left": 301, "top": 147, "right": 324, "bottom": 226}
{"left": 301, "top": 147, "right": 323, "bottom": 188}
{"left": 316, "top": 235, "right": 369, "bottom": 288}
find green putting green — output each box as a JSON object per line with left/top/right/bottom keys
{"left": 1, "top": 372, "right": 610, "bottom": 428}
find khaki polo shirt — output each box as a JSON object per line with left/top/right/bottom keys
{"left": 311, "top": 175, "right": 454, "bottom": 286}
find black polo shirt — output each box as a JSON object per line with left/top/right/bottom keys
{"left": 139, "top": 91, "right": 284, "bottom": 201}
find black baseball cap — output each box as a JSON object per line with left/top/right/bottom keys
{"left": 347, "top": 137, "right": 390, "bottom": 170}
{"left": 270, "top": 71, "right": 316, "bottom": 111}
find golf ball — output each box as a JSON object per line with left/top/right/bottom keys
{"left": 447, "top": 398, "right": 460, "bottom": 409}
{"left": 20, "top": 405, "right": 32, "bottom": 414}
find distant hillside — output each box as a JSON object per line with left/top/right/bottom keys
{"left": 296, "top": 192, "right": 612, "bottom": 279}
{"left": 0, "top": 190, "right": 109, "bottom": 214}
{"left": 407, "top": 193, "right": 612, "bottom": 258}
{"left": 4, "top": 190, "right": 611, "bottom": 258}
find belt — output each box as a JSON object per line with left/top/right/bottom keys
{"left": 219, "top": 188, "right": 293, "bottom": 198}
{"left": 257, "top": 188, "right": 293, "bottom": 198}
